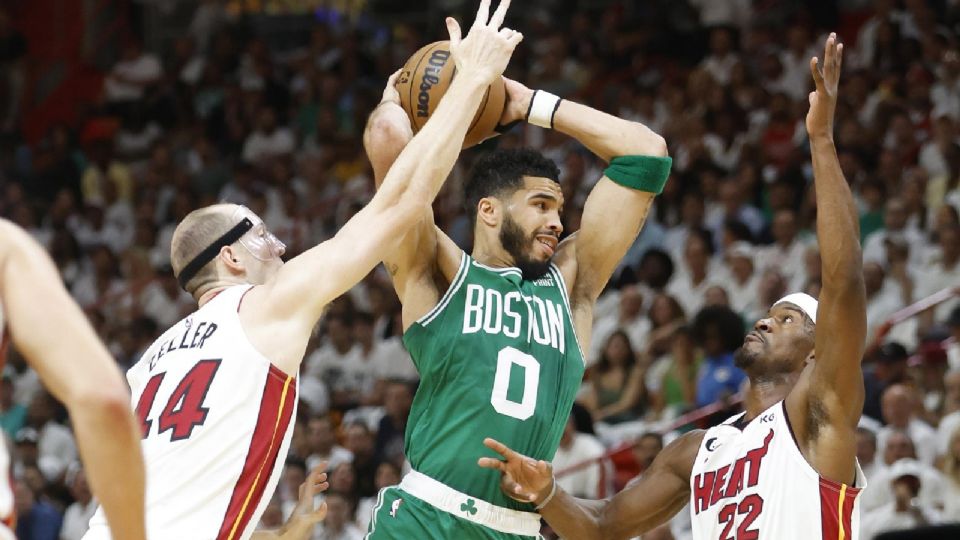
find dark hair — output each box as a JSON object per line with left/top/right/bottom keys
{"left": 687, "top": 227, "right": 716, "bottom": 256}
{"left": 570, "top": 402, "right": 596, "bottom": 436}
{"left": 596, "top": 330, "right": 637, "bottom": 373}
{"left": 637, "top": 248, "right": 675, "bottom": 289}
{"left": 353, "top": 311, "right": 374, "bottom": 326}
{"left": 693, "top": 305, "right": 747, "bottom": 354}
{"left": 723, "top": 219, "right": 753, "bottom": 244}
{"left": 464, "top": 148, "right": 560, "bottom": 224}
{"left": 285, "top": 456, "right": 307, "bottom": 473}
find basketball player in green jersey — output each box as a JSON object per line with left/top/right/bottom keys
{"left": 363, "top": 19, "right": 670, "bottom": 540}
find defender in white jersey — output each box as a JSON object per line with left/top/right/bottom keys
{"left": 481, "top": 34, "right": 870, "bottom": 540}
{"left": 0, "top": 219, "right": 146, "bottom": 540}
{"left": 84, "top": 9, "right": 524, "bottom": 540}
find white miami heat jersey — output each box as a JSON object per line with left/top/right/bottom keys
{"left": 0, "top": 300, "right": 14, "bottom": 540}
{"left": 690, "top": 401, "right": 865, "bottom": 540}
{"left": 85, "top": 285, "right": 298, "bottom": 540}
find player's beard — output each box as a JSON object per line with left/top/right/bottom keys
{"left": 733, "top": 346, "right": 759, "bottom": 370}
{"left": 500, "top": 213, "right": 552, "bottom": 281}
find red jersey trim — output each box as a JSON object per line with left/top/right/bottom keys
{"left": 818, "top": 477, "right": 860, "bottom": 540}
{"left": 216, "top": 366, "right": 296, "bottom": 540}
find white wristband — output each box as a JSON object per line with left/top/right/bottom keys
{"left": 534, "top": 477, "right": 557, "bottom": 510}
{"left": 526, "top": 90, "right": 562, "bottom": 129}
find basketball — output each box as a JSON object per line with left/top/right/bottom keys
{"left": 396, "top": 41, "right": 506, "bottom": 148}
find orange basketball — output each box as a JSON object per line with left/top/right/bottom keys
{"left": 396, "top": 41, "right": 506, "bottom": 148}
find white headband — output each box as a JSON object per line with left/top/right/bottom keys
{"left": 773, "top": 293, "right": 818, "bottom": 324}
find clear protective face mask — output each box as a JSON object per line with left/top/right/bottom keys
{"left": 231, "top": 206, "right": 286, "bottom": 261}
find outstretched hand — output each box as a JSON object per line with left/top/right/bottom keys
{"left": 287, "top": 463, "right": 330, "bottom": 528}
{"left": 806, "top": 32, "right": 843, "bottom": 140}
{"left": 446, "top": 0, "right": 523, "bottom": 86}
{"left": 477, "top": 438, "right": 554, "bottom": 505}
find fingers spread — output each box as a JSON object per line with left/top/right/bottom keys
{"left": 484, "top": 437, "right": 512, "bottom": 458}
{"left": 446, "top": 17, "right": 462, "bottom": 45}
{"left": 810, "top": 57, "right": 824, "bottom": 89}
{"left": 472, "top": 0, "right": 491, "bottom": 30}
{"left": 478, "top": 457, "right": 505, "bottom": 471}
{"left": 490, "top": 0, "right": 511, "bottom": 28}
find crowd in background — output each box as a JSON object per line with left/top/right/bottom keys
{"left": 2, "top": 0, "right": 960, "bottom": 538}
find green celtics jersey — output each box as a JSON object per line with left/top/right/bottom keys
{"left": 402, "top": 253, "right": 585, "bottom": 511}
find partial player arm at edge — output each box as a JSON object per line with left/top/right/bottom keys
{"left": 479, "top": 431, "right": 699, "bottom": 540}
{"left": 539, "top": 430, "right": 696, "bottom": 540}
{"left": 251, "top": 464, "right": 329, "bottom": 540}
{"left": 0, "top": 219, "right": 146, "bottom": 540}
{"left": 363, "top": 90, "right": 460, "bottom": 306}
{"left": 550, "top": 98, "right": 668, "bottom": 306}
{"left": 254, "top": 69, "right": 492, "bottom": 331}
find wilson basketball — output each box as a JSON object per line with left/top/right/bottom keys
{"left": 396, "top": 41, "right": 506, "bottom": 148}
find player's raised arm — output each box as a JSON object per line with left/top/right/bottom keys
{"left": 478, "top": 434, "right": 699, "bottom": 540}
{"left": 0, "top": 219, "right": 146, "bottom": 540}
{"left": 786, "top": 33, "right": 866, "bottom": 482}
{"left": 504, "top": 81, "right": 670, "bottom": 338}
{"left": 362, "top": 72, "right": 462, "bottom": 321}
{"left": 250, "top": 0, "right": 522, "bottom": 332}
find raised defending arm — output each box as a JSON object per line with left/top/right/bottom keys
{"left": 786, "top": 33, "right": 867, "bottom": 485}
{"left": 0, "top": 219, "right": 146, "bottom": 540}
{"left": 251, "top": 0, "right": 522, "bottom": 338}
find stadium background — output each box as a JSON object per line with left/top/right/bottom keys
{"left": 1, "top": 0, "right": 960, "bottom": 538}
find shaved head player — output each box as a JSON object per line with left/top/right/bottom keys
{"left": 81, "top": 11, "right": 522, "bottom": 540}
{"left": 0, "top": 220, "right": 146, "bottom": 540}
{"left": 482, "top": 34, "right": 869, "bottom": 540}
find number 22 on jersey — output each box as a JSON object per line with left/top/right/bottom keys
{"left": 135, "top": 359, "right": 221, "bottom": 441}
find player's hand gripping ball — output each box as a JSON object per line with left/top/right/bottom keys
{"left": 396, "top": 40, "right": 507, "bottom": 148}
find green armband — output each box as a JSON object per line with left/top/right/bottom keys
{"left": 603, "top": 155, "right": 673, "bottom": 194}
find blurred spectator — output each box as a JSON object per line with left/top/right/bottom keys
{"left": 863, "top": 199, "right": 927, "bottom": 269}
{"left": 24, "top": 392, "right": 76, "bottom": 482}
{"left": 862, "top": 459, "right": 943, "bottom": 540}
{"left": 756, "top": 209, "right": 809, "bottom": 291}
{"left": 582, "top": 331, "right": 647, "bottom": 424}
{"left": 242, "top": 107, "right": 295, "bottom": 165}
{"left": 0, "top": 374, "right": 25, "bottom": 439}
{"left": 343, "top": 422, "right": 378, "bottom": 498}
{"left": 373, "top": 381, "right": 412, "bottom": 465}
{"left": 913, "top": 225, "right": 960, "bottom": 321}
{"left": 859, "top": 426, "right": 881, "bottom": 483}
{"left": 14, "top": 480, "right": 61, "bottom": 540}
{"left": 552, "top": 404, "right": 608, "bottom": 500}
{"left": 863, "top": 343, "right": 910, "bottom": 423}
{"left": 306, "top": 314, "right": 361, "bottom": 410}
{"left": 720, "top": 241, "right": 758, "bottom": 316}
{"left": 355, "top": 461, "right": 401, "bottom": 529}
{"left": 947, "top": 308, "right": 960, "bottom": 371}
{"left": 941, "top": 426, "right": 960, "bottom": 522}
{"left": 103, "top": 38, "right": 162, "bottom": 106}
{"left": 277, "top": 457, "right": 307, "bottom": 519}
{"left": 937, "top": 369, "right": 960, "bottom": 460}
{"left": 60, "top": 467, "right": 96, "bottom": 540}
{"left": 667, "top": 228, "right": 721, "bottom": 316}
{"left": 693, "top": 306, "right": 746, "bottom": 407}
{"left": 314, "top": 491, "right": 363, "bottom": 540}
{"left": 647, "top": 325, "right": 700, "bottom": 419}
{"left": 864, "top": 430, "right": 945, "bottom": 513}
{"left": 590, "top": 285, "right": 648, "bottom": 365}
{"left": 305, "top": 415, "right": 353, "bottom": 473}
{"left": 878, "top": 384, "right": 938, "bottom": 466}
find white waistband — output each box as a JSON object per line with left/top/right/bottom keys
{"left": 398, "top": 470, "right": 541, "bottom": 537}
